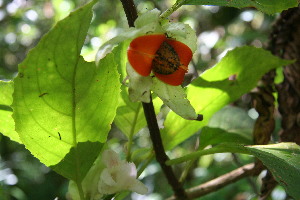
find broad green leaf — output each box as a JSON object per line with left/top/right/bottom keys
{"left": 152, "top": 78, "right": 197, "bottom": 120}
{"left": 163, "top": 46, "right": 292, "bottom": 150}
{"left": 0, "top": 81, "right": 21, "bottom": 143}
{"left": 51, "top": 141, "right": 104, "bottom": 181}
{"left": 12, "top": 0, "right": 120, "bottom": 181}
{"left": 245, "top": 143, "right": 300, "bottom": 199}
{"left": 199, "top": 127, "right": 252, "bottom": 150}
{"left": 208, "top": 106, "right": 255, "bottom": 134}
{"left": 68, "top": 144, "right": 107, "bottom": 200}
{"left": 199, "top": 106, "right": 254, "bottom": 149}
{"left": 183, "top": 0, "right": 298, "bottom": 14}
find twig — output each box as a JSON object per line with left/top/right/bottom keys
{"left": 167, "top": 162, "right": 264, "bottom": 200}
{"left": 159, "top": 0, "right": 186, "bottom": 21}
{"left": 232, "top": 153, "right": 259, "bottom": 195}
{"left": 119, "top": 0, "right": 187, "bottom": 199}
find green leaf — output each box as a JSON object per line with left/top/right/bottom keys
{"left": 200, "top": 127, "right": 252, "bottom": 150}
{"left": 183, "top": 0, "right": 298, "bottom": 14}
{"left": 162, "top": 46, "right": 292, "bottom": 150}
{"left": 199, "top": 106, "right": 254, "bottom": 149}
{"left": 208, "top": 106, "right": 255, "bottom": 134}
{"left": 0, "top": 81, "right": 21, "bottom": 143}
{"left": 12, "top": 0, "right": 120, "bottom": 182}
{"left": 245, "top": 143, "right": 300, "bottom": 199}
{"left": 68, "top": 144, "right": 107, "bottom": 200}
{"left": 152, "top": 78, "right": 197, "bottom": 120}
{"left": 115, "top": 86, "right": 146, "bottom": 137}
{"left": 51, "top": 141, "right": 104, "bottom": 181}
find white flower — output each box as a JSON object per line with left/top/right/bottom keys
{"left": 98, "top": 150, "right": 148, "bottom": 195}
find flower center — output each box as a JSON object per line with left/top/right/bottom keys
{"left": 152, "top": 41, "right": 186, "bottom": 75}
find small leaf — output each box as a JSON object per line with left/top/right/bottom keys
{"left": 12, "top": 0, "right": 120, "bottom": 183}
{"left": 0, "top": 81, "right": 21, "bottom": 143}
{"left": 245, "top": 143, "right": 300, "bottom": 199}
{"left": 184, "top": 0, "right": 298, "bottom": 14}
{"left": 152, "top": 78, "right": 197, "bottom": 120}
{"left": 162, "top": 46, "right": 293, "bottom": 150}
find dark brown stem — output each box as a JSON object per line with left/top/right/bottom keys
{"left": 120, "top": 0, "right": 138, "bottom": 27}
{"left": 142, "top": 97, "right": 187, "bottom": 199}
{"left": 119, "top": 0, "right": 187, "bottom": 199}
{"left": 167, "top": 163, "right": 264, "bottom": 200}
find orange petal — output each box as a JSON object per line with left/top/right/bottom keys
{"left": 165, "top": 39, "right": 193, "bottom": 66}
{"left": 154, "top": 67, "right": 186, "bottom": 86}
{"left": 128, "top": 34, "right": 166, "bottom": 76}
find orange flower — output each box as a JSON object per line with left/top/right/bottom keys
{"left": 127, "top": 34, "right": 193, "bottom": 86}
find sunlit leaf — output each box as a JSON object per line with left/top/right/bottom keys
{"left": 0, "top": 81, "right": 21, "bottom": 143}
{"left": 152, "top": 78, "right": 197, "bottom": 120}
{"left": 163, "top": 46, "right": 292, "bottom": 150}
{"left": 12, "top": 0, "right": 120, "bottom": 181}
{"left": 184, "top": 0, "right": 298, "bottom": 14}
{"left": 245, "top": 143, "right": 300, "bottom": 199}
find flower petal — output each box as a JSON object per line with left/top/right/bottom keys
{"left": 102, "top": 150, "right": 121, "bottom": 167}
{"left": 100, "top": 168, "right": 116, "bottom": 186}
{"left": 166, "top": 39, "right": 193, "bottom": 67}
{"left": 128, "top": 34, "right": 166, "bottom": 76}
{"left": 154, "top": 67, "right": 186, "bottom": 86}
{"left": 128, "top": 179, "right": 148, "bottom": 195}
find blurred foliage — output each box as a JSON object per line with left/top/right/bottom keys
{"left": 0, "top": 0, "right": 286, "bottom": 199}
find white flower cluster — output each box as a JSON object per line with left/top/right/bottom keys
{"left": 98, "top": 150, "right": 148, "bottom": 195}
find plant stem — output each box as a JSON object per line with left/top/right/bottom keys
{"left": 126, "top": 103, "right": 142, "bottom": 161}
{"left": 119, "top": 0, "right": 187, "bottom": 198}
{"left": 142, "top": 97, "right": 187, "bottom": 199}
{"left": 120, "top": 0, "right": 138, "bottom": 27}
{"left": 76, "top": 181, "right": 86, "bottom": 200}
{"left": 166, "top": 144, "right": 250, "bottom": 165}
{"left": 159, "top": 0, "right": 186, "bottom": 21}
{"left": 137, "top": 152, "right": 154, "bottom": 177}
